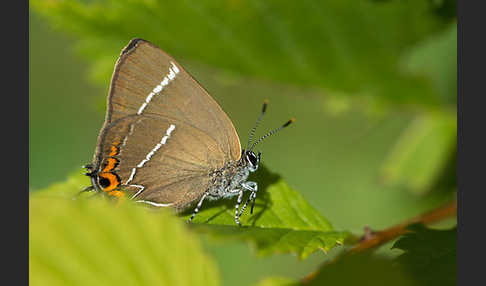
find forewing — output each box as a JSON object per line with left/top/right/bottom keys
{"left": 99, "top": 38, "right": 241, "bottom": 165}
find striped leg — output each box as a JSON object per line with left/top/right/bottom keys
{"left": 238, "top": 181, "right": 258, "bottom": 217}
{"left": 238, "top": 191, "right": 257, "bottom": 217}
{"left": 234, "top": 189, "right": 244, "bottom": 226}
{"left": 250, "top": 192, "right": 257, "bottom": 214}
{"left": 187, "top": 191, "right": 209, "bottom": 223}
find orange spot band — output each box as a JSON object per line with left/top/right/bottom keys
{"left": 108, "top": 190, "right": 124, "bottom": 198}
{"left": 99, "top": 141, "right": 122, "bottom": 193}
{"left": 102, "top": 158, "right": 119, "bottom": 173}
{"left": 109, "top": 145, "right": 119, "bottom": 157}
{"left": 99, "top": 172, "right": 120, "bottom": 191}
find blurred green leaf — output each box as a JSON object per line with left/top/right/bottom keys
{"left": 401, "top": 22, "right": 457, "bottom": 107}
{"left": 427, "top": 0, "right": 457, "bottom": 21}
{"left": 31, "top": 0, "right": 452, "bottom": 110}
{"left": 182, "top": 167, "right": 348, "bottom": 259}
{"left": 30, "top": 185, "right": 221, "bottom": 286}
{"left": 392, "top": 224, "right": 456, "bottom": 286}
{"left": 302, "top": 253, "right": 419, "bottom": 286}
{"left": 33, "top": 171, "right": 91, "bottom": 199}
{"left": 377, "top": 21, "right": 456, "bottom": 196}
{"left": 34, "top": 168, "right": 348, "bottom": 261}
{"left": 380, "top": 111, "right": 456, "bottom": 194}
{"left": 253, "top": 276, "right": 297, "bottom": 286}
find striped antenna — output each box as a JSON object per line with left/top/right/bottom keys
{"left": 249, "top": 117, "right": 295, "bottom": 151}
{"left": 247, "top": 100, "right": 268, "bottom": 150}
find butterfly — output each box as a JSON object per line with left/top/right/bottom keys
{"left": 82, "top": 39, "right": 293, "bottom": 225}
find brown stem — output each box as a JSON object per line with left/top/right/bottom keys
{"left": 349, "top": 199, "right": 457, "bottom": 253}
{"left": 301, "top": 199, "right": 457, "bottom": 283}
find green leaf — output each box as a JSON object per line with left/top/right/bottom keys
{"left": 401, "top": 22, "right": 457, "bottom": 107}
{"left": 302, "top": 253, "right": 419, "bottom": 286}
{"left": 33, "top": 171, "right": 91, "bottom": 199}
{"left": 34, "top": 167, "right": 348, "bottom": 260}
{"left": 380, "top": 111, "right": 456, "bottom": 194}
{"left": 31, "top": 0, "right": 451, "bottom": 110}
{"left": 292, "top": 224, "right": 456, "bottom": 286}
{"left": 426, "top": 0, "right": 457, "bottom": 21}
{"left": 181, "top": 167, "right": 348, "bottom": 259}
{"left": 253, "top": 276, "right": 297, "bottom": 286}
{"left": 30, "top": 185, "right": 221, "bottom": 286}
{"left": 392, "top": 224, "right": 456, "bottom": 286}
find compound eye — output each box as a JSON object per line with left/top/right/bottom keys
{"left": 247, "top": 152, "right": 258, "bottom": 166}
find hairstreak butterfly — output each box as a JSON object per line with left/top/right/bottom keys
{"left": 82, "top": 39, "right": 294, "bottom": 225}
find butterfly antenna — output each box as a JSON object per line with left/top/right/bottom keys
{"left": 247, "top": 100, "right": 268, "bottom": 150}
{"left": 250, "top": 117, "right": 295, "bottom": 151}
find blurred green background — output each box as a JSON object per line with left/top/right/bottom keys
{"left": 30, "top": 0, "right": 456, "bottom": 285}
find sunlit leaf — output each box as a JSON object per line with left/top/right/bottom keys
{"left": 30, "top": 186, "right": 221, "bottom": 286}
{"left": 33, "top": 167, "right": 348, "bottom": 260}
{"left": 182, "top": 167, "right": 348, "bottom": 259}
{"left": 253, "top": 276, "right": 297, "bottom": 286}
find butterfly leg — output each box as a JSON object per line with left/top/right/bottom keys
{"left": 238, "top": 181, "right": 258, "bottom": 217}
{"left": 234, "top": 189, "right": 245, "bottom": 226}
{"left": 187, "top": 191, "right": 209, "bottom": 223}
{"left": 73, "top": 185, "right": 95, "bottom": 200}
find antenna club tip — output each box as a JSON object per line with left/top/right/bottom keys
{"left": 261, "top": 100, "right": 268, "bottom": 113}
{"left": 283, "top": 118, "right": 295, "bottom": 127}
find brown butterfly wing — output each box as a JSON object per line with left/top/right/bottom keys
{"left": 97, "top": 114, "right": 226, "bottom": 210}
{"left": 91, "top": 38, "right": 243, "bottom": 209}
{"left": 94, "top": 38, "right": 241, "bottom": 167}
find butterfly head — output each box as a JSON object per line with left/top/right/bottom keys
{"left": 244, "top": 150, "right": 261, "bottom": 172}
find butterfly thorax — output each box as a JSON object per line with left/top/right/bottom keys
{"left": 207, "top": 159, "right": 250, "bottom": 200}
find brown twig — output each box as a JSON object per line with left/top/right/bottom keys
{"left": 301, "top": 199, "right": 457, "bottom": 283}
{"left": 349, "top": 199, "right": 457, "bottom": 253}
